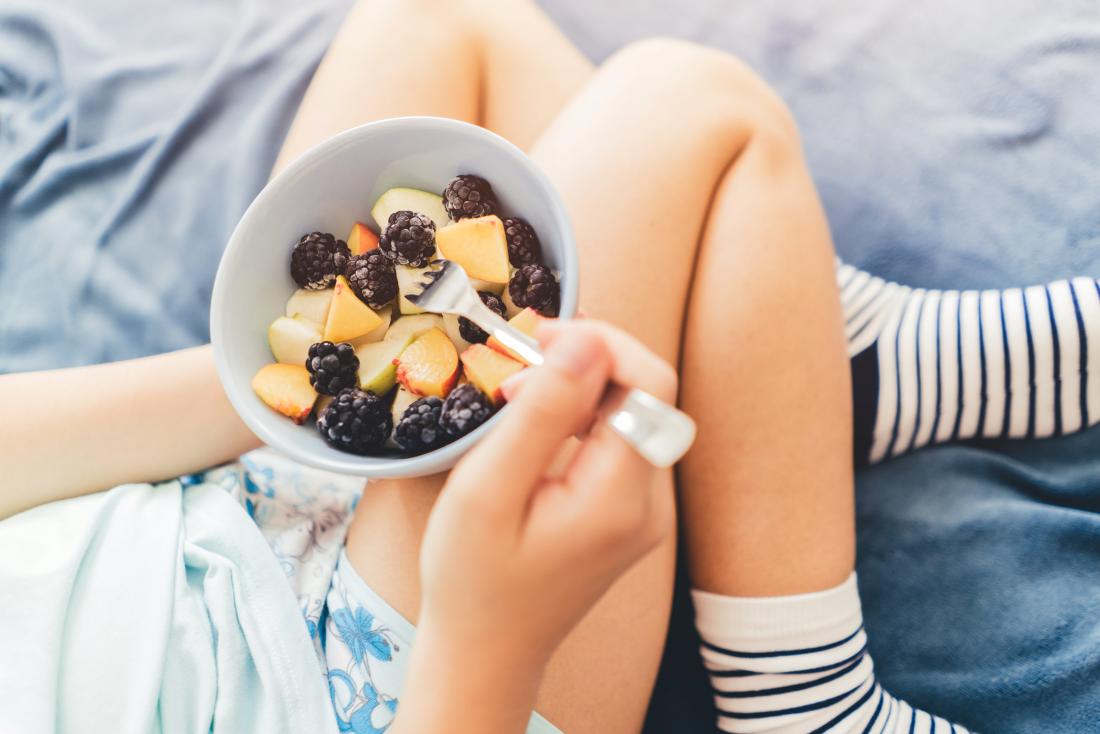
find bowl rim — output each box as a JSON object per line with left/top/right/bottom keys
{"left": 210, "top": 116, "right": 578, "bottom": 478}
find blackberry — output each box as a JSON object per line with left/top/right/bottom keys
{"left": 346, "top": 250, "right": 397, "bottom": 308}
{"left": 442, "top": 175, "right": 497, "bottom": 220}
{"left": 317, "top": 388, "right": 391, "bottom": 455}
{"left": 393, "top": 396, "right": 446, "bottom": 454}
{"left": 508, "top": 263, "right": 560, "bottom": 317}
{"left": 291, "top": 232, "right": 350, "bottom": 290}
{"left": 439, "top": 383, "right": 495, "bottom": 439}
{"left": 379, "top": 211, "right": 436, "bottom": 267}
{"left": 458, "top": 291, "right": 506, "bottom": 344}
{"left": 502, "top": 217, "right": 542, "bottom": 267}
{"left": 306, "top": 341, "right": 360, "bottom": 395}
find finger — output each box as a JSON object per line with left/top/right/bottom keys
{"left": 537, "top": 320, "right": 679, "bottom": 402}
{"left": 499, "top": 368, "right": 533, "bottom": 402}
{"left": 560, "top": 410, "right": 661, "bottom": 546}
{"left": 450, "top": 328, "right": 612, "bottom": 518}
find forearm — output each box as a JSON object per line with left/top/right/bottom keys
{"left": 0, "top": 345, "right": 261, "bottom": 519}
{"left": 389, "top": 618, "right": 546, "bottom": 734}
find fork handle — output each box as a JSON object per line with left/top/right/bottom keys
{"left": 484, "top": 316, "right": 696, "bottom": 468}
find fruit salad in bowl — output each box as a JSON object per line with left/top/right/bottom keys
{"left": 211, "top": 117, "right": 577, "bottom": 478}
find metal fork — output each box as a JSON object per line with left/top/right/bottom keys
{"left": 407, "top": 260, "right": 697, "bottom": 468}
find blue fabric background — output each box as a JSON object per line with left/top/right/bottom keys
{"left": 2, "top": 0, "right": 1099, "bottom": 730}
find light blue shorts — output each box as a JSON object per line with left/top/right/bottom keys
{"left": 324, "top": 551, "right": 560, "bottom": 734}
{"left": 224, "top": 449, "right": 559, "bottom": 734}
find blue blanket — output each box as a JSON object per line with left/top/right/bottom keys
{"left": 2, "top": 0, "right": 1099, "bottom": 730}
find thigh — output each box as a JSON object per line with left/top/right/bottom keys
{"left": 275, "top": 0, "right": 592, "bottom": 171}
{"left": 348, "top": 38, "right": 782, "bottom": 733}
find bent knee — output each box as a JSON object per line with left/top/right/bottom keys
{"left": 602, "top": 37, "right": 801, "bottom": 150}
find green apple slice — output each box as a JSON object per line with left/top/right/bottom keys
{"left": 500, "top": 280, "right": 523, "bottom": 318}
{"left": 395, "top": 264, "right": 434, "bottom": 315}
{"left": 371, "top": 187, "right": 449, "bottom": 231}
{"left": 285, "top": 288, "right": 333, "bottom": 325}
{"left": 384, "top": 313, "right": 444, "bottom": 344}
{"left": 442, "top": 313, "right": 475, "bottom": 353}
{"left": 356, "top": 334, "right": 416, "bottom": 395}
{"left": 385, "top": 386, "right": 421, "bottom": 449}
{"left": 268, "top": 315, "right": 322, "bottom": 366}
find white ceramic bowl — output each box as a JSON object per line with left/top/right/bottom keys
{"left": 211, "top": 117, "right": 578, "bottom": 477}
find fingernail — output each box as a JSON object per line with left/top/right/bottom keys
{"left": 545, "top": 332, "right": 597, "bottom": 378}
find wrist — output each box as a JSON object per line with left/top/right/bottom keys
{"left": 391, "top": 615, "right": 549, "bottom": 734}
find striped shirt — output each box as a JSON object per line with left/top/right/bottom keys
{"left": 838, "top": 261, "right": 1100, "bottom": 464}
{"left": 694, "top": 575, "right": 969, "bottom": 733}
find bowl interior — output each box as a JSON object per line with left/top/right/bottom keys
{"left": 211, "top": 117, "right": 577, "bottom": 477}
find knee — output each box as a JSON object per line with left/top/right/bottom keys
{"left": 603, "top": 37, "right": 801, "bottom": 152}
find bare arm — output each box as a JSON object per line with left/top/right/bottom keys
{"left": 0, "top": 345, "right": 260, "bottom": 519}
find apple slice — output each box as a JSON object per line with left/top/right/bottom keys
{"left": 395, "top": 264, "right": 434, "bottom": 315}
{"left": 469, "top": 277, "right": 505, "bottom": 296}
{"left": 348, "top": 305, "right": 393, "bottom": 347}
{"left": 371, "top": 187, "right": 449, "bottom": 231}
{"left": 486, "top": 307, "right": 544, "bottom": 365}
{"left": 391, "top": 385, "right": 420, "bottom": 424}
{"left": 385, "top": 386, "right": 421, "bottom": 449}
{"left": 285, "top": 288, "right": 333, "bottom": 326}
{"left": 347, "top": 221, "right": 379, "bottom": 255}
{"left": 500, "top": 278, "right": 523, "bottom": 318}
{"left": 442, "top": 313, "right": 475, "bottom": 354}
{"left": 384, "top": 313, "right": 444, "bottom": 344}
{"left": 268, "top": 315, "right": 323, "bottom": 366}
{"left": 324, "top": 275, "right": 384, "bottom": 342}
{"left": 396, "top": 327, "right": 459, "bottom": 398}
{"left": 252, "top": 364, "right": 317, "bottom": 423}
{"left": 435, "top": 215, "right": 510, "bottom": 284}
{"left": 460, "top": 344, "right": 524, "bottom": 406}
{"left": 355, "top": 333, "right": 415, "bottom": 395}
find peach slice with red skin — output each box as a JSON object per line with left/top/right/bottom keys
{"left": 460, "top": 344, "right": 525, "bottom": 406}
{"left": 347, "top": 221, "right": 379, "bottom": 255}
{"left": 251, "top": 364, "right": 317, "bottom": 424}
{"left": 395, "top": 327, "right": 459, "bottom": 398}
{"left": 486, "top": 307, "right": 545, "bottom": 365}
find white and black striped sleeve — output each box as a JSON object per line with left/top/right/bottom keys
{"left": 693, "top": 575, "right": 969, "bottom": 733}
{"left": 837, "top": 260, "right": 1100, "bottom": 464}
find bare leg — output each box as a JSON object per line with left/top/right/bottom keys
{"left": 279, "top": 0, "right": 853, "bottom": 727}
{"left": 674, "top": 65, "right": 855, "bottom": 595}
{"left": 275, "top": 0, "right": 592, "bottom": 170}
{"left": 275, "top": 1, "right": 675, "bottom": 731}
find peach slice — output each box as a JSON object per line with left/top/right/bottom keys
{"left": 435, "top": 215, "right": 510, "bottom": 284}
{"left": 324, "top": 275, "right": 383, "bottom": 343}
{"left": 486, "top": 307, "right": 544, "bottom": 365}
{"left": 252, "top": 364, "right": 317, "bottom": 424}
{"left": 460, "top": 344, "right": 524, "bottom": 406}
{"left": 347, "top": 221, "right": 379, "bottom": 255}
{"left": 395, "top": 327, "right": 459, "bottom": 398}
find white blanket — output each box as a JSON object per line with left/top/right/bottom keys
{"left": 0, "top": 471, "right": 338, "bottom": 733}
